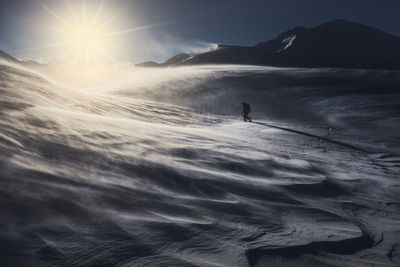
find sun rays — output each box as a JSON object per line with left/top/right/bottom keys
{"left": 34, "top": 0, "right": 170, "bottom": 69}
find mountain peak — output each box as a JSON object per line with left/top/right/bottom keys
{"left": 322, "top": 19, "right": 356, "bottom": 25}
{"left": 160, "top": 19, "right": 400, "bottom": 69}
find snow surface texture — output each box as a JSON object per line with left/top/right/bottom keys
{"left": 0, "top": 60, "right": 400, "bottom": 266}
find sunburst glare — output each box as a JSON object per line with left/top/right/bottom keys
{"left": 61, "top": 18, "right": 109, "bottom": 66}
{"left": 35, "top": 0, "right": 169, "bottom": 71}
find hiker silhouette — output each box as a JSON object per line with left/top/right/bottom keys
{"left": 242, "top": 102, "right": 252, "bottom": 122}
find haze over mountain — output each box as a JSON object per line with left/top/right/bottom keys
{"left": 137, "top": 20, "right": 400, "bottom": 70}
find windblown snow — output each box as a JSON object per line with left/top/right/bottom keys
{"left": 0, "top": 60, "right": 400, "bottom": 266}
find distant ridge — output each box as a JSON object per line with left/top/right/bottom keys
{"left": 0, "top": 50, "right": 19, "bottom": 63}
{"left": 138, "top": 19, "right": 400, "bottom": 70}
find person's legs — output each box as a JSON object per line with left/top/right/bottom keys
{"left": 246, "top": 114, "right": 252, "bottom": 122}
{"left": 244, "top": 113, "right": 251, "bottom": 122}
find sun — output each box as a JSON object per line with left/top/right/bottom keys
{"left": 61, "top": 19, "right": 109, "bottom": 67}
{"left": 34, "top": 0, "right": 118, "bottom": 69}
{"left": 66, "top": 22, "right": 106, "bottom": 54}
{"left": 34, "top": 0, "right": 171, "bottom": 70}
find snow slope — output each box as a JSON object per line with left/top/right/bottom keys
{"left": 0, "top": 61, "right": 400, "bottom": 266}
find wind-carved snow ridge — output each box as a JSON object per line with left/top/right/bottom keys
{"left": 278, "top": 34, "right": 296, "bottom": 53}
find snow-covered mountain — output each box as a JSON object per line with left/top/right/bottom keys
{"left": 143, "top": 20, "right": 400, "bottom": 69}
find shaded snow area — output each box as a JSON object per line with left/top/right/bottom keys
{"left": 0, "top": 61, "right": 400, "bottom": 266}
{"left": 278, "top": 34, "right": 296, "bottom": 52}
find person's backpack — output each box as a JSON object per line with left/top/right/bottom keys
{"left": 244, "top": 103, "right": 251, "bottom": 113}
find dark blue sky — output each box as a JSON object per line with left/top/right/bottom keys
{"left": 0, "top": 0, "right": 399, "bottom": 63}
